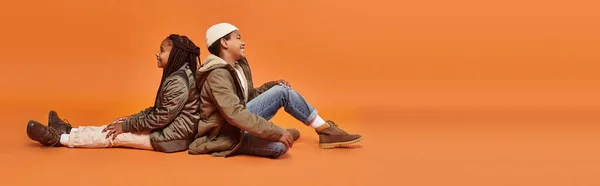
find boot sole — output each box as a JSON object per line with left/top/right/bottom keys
{"left": 319, "top": 137, "right": 363, "bottom": 149}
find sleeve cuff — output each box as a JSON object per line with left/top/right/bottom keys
{"left": 121, "top": 120, "right": 131, "bottom": 132}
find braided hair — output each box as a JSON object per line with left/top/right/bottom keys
{"left": 153, "top": 34, "right": 200, "bottom": 107}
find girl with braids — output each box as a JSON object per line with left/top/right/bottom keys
{"left": 26, "top": 34, "right": 202, "bottom": 153}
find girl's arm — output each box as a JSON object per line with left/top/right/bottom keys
{"left": 131, "top": 107, "right": 153, "bottom": 118}
{"left": 121, "top": 76, "right": 189, "bottom": 133}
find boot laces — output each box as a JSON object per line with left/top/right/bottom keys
{"left": 44, "top": 127, "right": 60, "bottom": 147}
{"left": 328, "top": 121, "right": 347, "bottom": 133}
{"left": 61, "top": 119, "right": 73, "bottom": 127}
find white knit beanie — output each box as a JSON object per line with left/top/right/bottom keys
{"left": 206, "top": 23, "right": 239, "bottom": 48}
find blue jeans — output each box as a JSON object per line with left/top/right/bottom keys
{"left": 236, "top": 85, "right": 318, "bottom": 158}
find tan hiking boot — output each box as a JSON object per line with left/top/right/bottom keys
{"left": 315, "top": 120, "right": 362, "bottom": 149}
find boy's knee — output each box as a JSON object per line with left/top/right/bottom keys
{"left": 271, "top": 85, "right": 290, "bottom": 91}
{"left": 270, "top": 85, "right": 290, "bottom": 98}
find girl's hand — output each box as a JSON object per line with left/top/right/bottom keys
{"left": 103, "top": 122, "right": 124, "bottom": 140}
{"left": 111, "top": 116, "right": 129, "bottom": 124}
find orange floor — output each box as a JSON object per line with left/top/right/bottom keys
{"left": 2, "top": 107, "right": 599, "bottom": 186}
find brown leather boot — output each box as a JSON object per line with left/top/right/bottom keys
{"left": 48, "top": 110, "right": 72, "bottom": 135}
{"left": 286, "top": 128, "right": 301, "bottom": 141}
{"left": 26, "top": 120, "right": 62, "bottom": 147}
{"left": 315, "top": 120, "right": 362, "bottom": 149}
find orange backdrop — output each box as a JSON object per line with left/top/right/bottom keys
{"left": 1, "top": 1, "right": 600, "bottom": 186}
{"left": 1, "top": 0, "right": 600, "bottom": 119}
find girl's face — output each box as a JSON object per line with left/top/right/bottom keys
{"left": 156, "top": 39, "right": 172, "bottom": 68}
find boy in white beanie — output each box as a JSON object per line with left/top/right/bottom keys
{"left": 188, "top": 23, "right": 361, "bottom": 158}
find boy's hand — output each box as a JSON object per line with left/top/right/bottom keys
{"left": 276, "top": 79, "right": 292, "bottom": 88}
{"left": 278, "top": 130, "right": 294, "bottom": 148}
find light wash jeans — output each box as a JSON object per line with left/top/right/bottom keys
{"left": 236, "top": 85, "right": 318, "bottom": 158}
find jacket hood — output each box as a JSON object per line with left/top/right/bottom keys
{"left": 195, "top": 54, "right": 233, "bottom": 86}
{"left": 197, "top": 54, "right": 230, "bottom": 75}
{"left": 200, "top": 54, "right": 230, "bottom": 71}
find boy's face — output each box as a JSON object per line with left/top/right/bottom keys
{"left": 224, "top": 30, "right": 245, "bottom": 60}
{"left": 156, "top": 39, "right": 172, "bottom": 68}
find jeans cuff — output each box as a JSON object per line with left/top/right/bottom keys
{"left": 305, "top": 109, "right": 319, "bottom": 125}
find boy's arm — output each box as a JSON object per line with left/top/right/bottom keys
{"left": 121, "top": 76, "right": 189, "bottom": 133}
{"left": 238, "top": 57, "right": 281, "bottom": 95}
{"left": 207, "top": 70, "right": 285, "bottom": 141}
{"left": 253, "top": 80, "right": 279, "bottom": 94}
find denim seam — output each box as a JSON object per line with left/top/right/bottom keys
{"left": 255, "top": 96, "right": 287, "bottom": 119}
